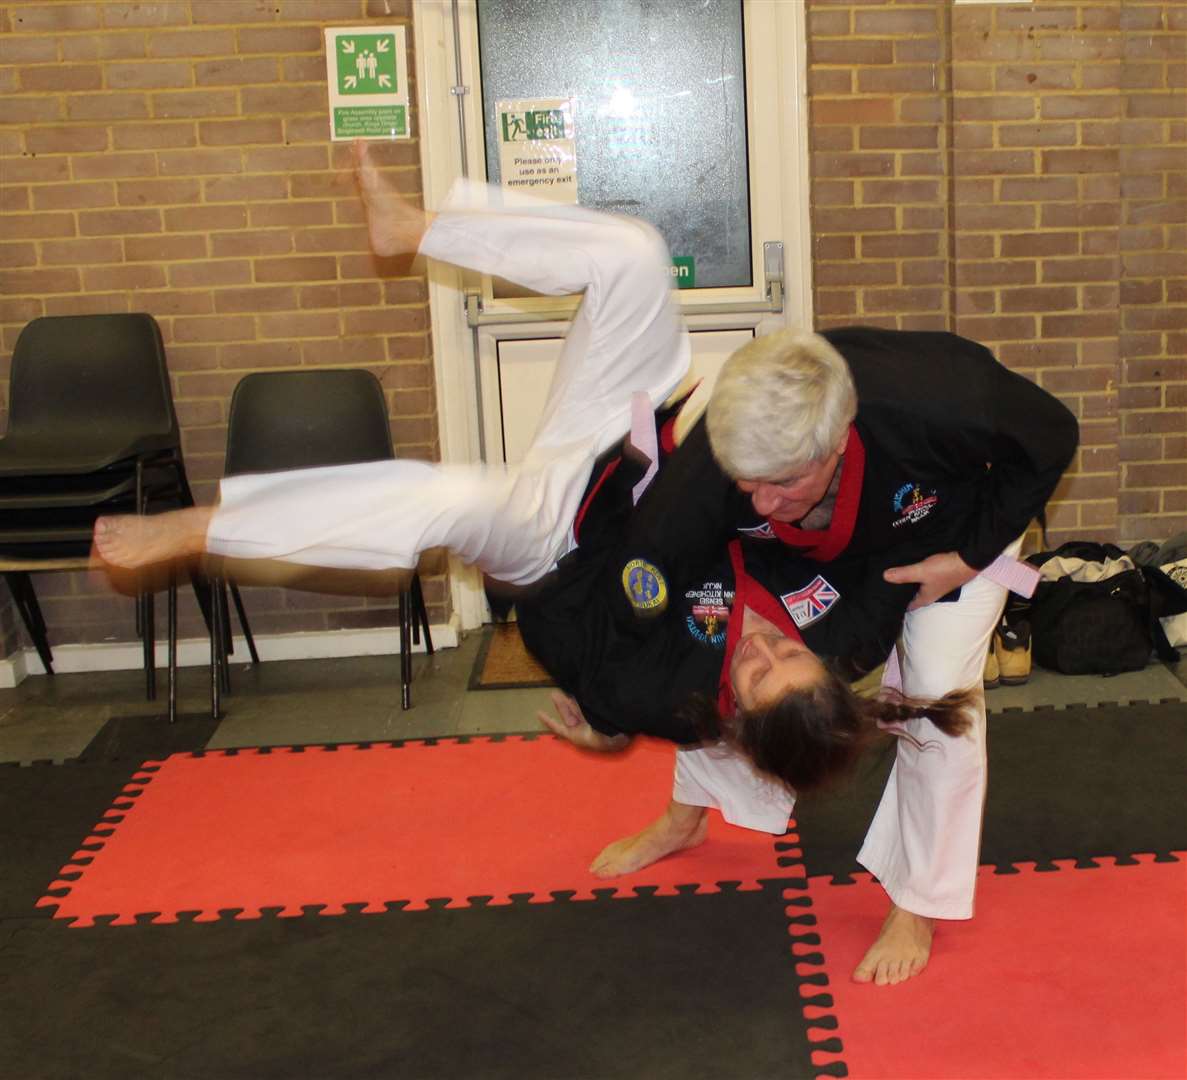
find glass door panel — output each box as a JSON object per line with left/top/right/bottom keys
{"left": 475, "top": 0, "right": 751, "bottom": 292}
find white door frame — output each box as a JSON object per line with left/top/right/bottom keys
{"left": 413, "top": 0, "right": 812, "bottom": 630}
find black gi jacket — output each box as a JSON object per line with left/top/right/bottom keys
{"left": 518, "top": 326, "right": 1079, "bottom": 743}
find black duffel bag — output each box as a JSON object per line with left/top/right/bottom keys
{"left": 1027, "top": 542, "right": 1180, "bottom": 676}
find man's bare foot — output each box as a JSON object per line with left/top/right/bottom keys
{"left": 93, "top": 507, "right": 213, "bottom": 569}
{"left": 590, "top": 800, "right": 708, "bottom": 877}
{"left": 352, "top": 139, "right": 433, "bottom": 257}
{"left": 537, "top": 690, "right": 629, "bottom": 752}
{"left": 852, "top": 904, "right": 936, "bottom": 986}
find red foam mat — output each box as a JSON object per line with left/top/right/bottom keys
{"left": 40, "top": 737, "right": 790, "bottom": 925}
{"left": 797, "top": 857, "right": 1187, "bottom": 1079}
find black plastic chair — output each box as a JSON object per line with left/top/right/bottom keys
{"left": 210, "top": 369, "right": 433, "bottom": 715}
{"left": 0, "top": 313, "right": 241, "bottom": 721}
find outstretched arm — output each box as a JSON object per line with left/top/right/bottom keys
{"left": 537, "top": 690, "right": 631, "bottom": 752}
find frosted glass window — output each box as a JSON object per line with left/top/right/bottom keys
{"left": 476, "top": 0, "right": 752, "bottom": 290}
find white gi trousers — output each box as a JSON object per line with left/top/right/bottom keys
{"left": 674, "top": 538, "right": 1020, "bottom": 920}
{"left": 207, "top": 181, "right": 690, "bottom": 585}
{"left": 856, "top": 537, "right": 1021, "bottom": 919}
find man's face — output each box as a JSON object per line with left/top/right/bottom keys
{"left": 735, "top": 434, "right": 847, "bottom": 524}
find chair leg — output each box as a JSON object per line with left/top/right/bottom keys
{"left": 188, "top": 568, "right": 216, "bottom": 637}
{"left": 141, "top": 585, "right": 156, "bottom": 702}
{"left": 412, "top": 573, "right": 434, "bottom": 656}
{"left": 5, "top": 573, "right": 55, "bottom": 675}
{"left": 210, "top": 578, "right": 224, "bottom": 721}
{"left": 218, "top": 582, "right": 233, "bottom": 694}
{"left": 228, "top": 583, "right": 260, "bottom": 665}
{"left": 399, "top": 590, "right": 412, "bottom": 711}
{"left": 168, "top": 571, "right": 178, "bottom": 725}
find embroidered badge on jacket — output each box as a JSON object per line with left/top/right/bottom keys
{"left": 622, "top": 558, "right": 668, "bottom": 615}
{"left": 892, "top": 482, "right": 939, "bottom": 528}
{"left": 737, "top": 522, "right": 776, "bottom": 540}
{"left": 685, "top": 581, "right": 732, "bottom": 646}
{"left": 780, "top": 575, "right": 840, "bottom": 628}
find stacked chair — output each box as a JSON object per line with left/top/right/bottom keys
{"left": 209, "top": 368, "right": 433, "bottom": 716}
{"left": 0, "top": 313, "right": 242, "bottom": 722}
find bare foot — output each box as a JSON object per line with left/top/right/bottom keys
{"left": 852, "top": 904, "right": 936, "bottom": 986}
{"left": 93, "top": 508, "right": 213, "bottom": 569}
{"left": 590, "top": 801, "right": 708, "bottom": 877}
{"left": 352, "top": 139, "right": 433, "bottom": 257}
{"left": 537, "top": 690, "right": 630, "bottom": 752}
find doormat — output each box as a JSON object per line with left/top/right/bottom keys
{"left": 468, "top": 622, "right": 554, "bottom": 690}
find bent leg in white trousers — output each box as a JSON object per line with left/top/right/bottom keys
{"left": 857, "top": 538, "right": 1023, "bottom": 920}
{"left": 206, "top": 183, "right": 690, "bottom": 588}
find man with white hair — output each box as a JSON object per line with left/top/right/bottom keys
{"left": 599, "top": 324, "right": 1078, "bottom": 985}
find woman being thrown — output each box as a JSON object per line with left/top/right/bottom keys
{"left": 96, "top": 145, "right": 974, "bottom": 984}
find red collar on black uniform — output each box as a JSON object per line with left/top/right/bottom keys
{"left": 717, "top": 539, "right": 805, "bottom": 719}
{"left": 768, "top": 423, "right": 865, "bottom": 562}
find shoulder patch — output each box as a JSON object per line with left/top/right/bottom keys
{"left": 622, "top": 558, "right": 668, "bottom": 616}
{"left": 780, "top": 575, "right": 840, "bottom": 629}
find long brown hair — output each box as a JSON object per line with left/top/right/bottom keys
{"left": 680, "top": 669, "right": 977, "bottom": 794}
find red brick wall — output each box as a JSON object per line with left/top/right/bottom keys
{"left": 3, "top": 1, "right": 1184, "bottom": 661}
{"left": 1, "top": 0, "right": 441, "bottom": 658}
{"left": 808, "top": 0, "right": 1186, "bottom": 551}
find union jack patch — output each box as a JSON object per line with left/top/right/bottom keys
{"left": 780, "top": 575, "right": 840, "bottom": 628}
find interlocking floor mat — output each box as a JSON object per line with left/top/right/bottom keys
{"left": 38, "top": 736, "right": 786, "bottom": 925}
{"left": 790, "top": 700, "right": 1187, "bottom": 882}
{"left": 797, "top": 858, "right": 1186, "bottom": 1079}
{"left": 0, "top": 759, "right": 141, "bottom": 919}
{"left": 3, "top": 883, "right": 813, "bottom": 1080}
{"left": 3, "top": 700, "right": 1184, "bottom": 1079}
{"left": 78, "top": 711, "right": 220, "bottom": 763}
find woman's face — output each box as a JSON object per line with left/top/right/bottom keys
{"left": 730, "top": 632, "right": 825, "bottom": 711}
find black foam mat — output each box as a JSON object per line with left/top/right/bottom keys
{"left": 1, "top": 883, "right": 816, "bottom": 1080}
{"left": 78, "top": 711, "right": 220, "bottom": 763}
{"left": 790, "top": 700, "right": 1187, "bottom": 881}
{"left": 0, "top": 759, "right": 142, "bottom": 920}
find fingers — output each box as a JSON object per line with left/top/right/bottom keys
{"left": 549, "top": 690, "right": 583, "bottom": 727}
{"left": 536, "top": 709, "right": 569, "bottom": 740}
{"left": 883, "top": 563, "right": 922, "bottom": 585}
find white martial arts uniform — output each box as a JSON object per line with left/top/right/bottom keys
{"left": 856, "top": 539, "right": 1021, "bottom": 920}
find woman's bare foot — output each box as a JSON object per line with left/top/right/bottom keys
{"left": 590, "top": 800, "right": 708, "bottom": 878}
{"left": 93, "top": 507, "right": 213, "bottom": 569}
{"left": 538, "top": 690, "right": 630, "bottom": 752}
{"left": 852, "top": 904, "right": 936, "bottom": 986}
{"left": 351, "top": 139, "right": 433, "bottom": 257}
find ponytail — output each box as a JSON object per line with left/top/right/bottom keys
{"left": 683, "top": 671, "right": 978, "bottom": 794}
{"left": 861, "top": 687, "right": 975, "bottom": 742}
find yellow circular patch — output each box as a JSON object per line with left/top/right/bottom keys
{"left": 622, "top": 558, "right": 668, "bottom": 616}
